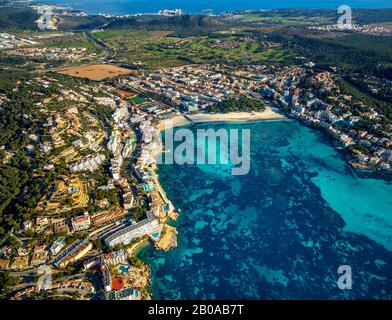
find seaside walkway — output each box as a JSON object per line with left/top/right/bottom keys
{"left": 152, "top": 174, "right": 175, "bottom": 214}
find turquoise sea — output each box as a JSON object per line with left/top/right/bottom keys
{"left": 38, "top": 0, "right": 392, "bottom": 15}
{"left": 138, "top": 120, "right": 392, "bottom": 299}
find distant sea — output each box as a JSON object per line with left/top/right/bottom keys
{"left": 138, "top": 120, "right": 392, "bottom": 299}
{"left": 37, "top": 0, "right": 392, "bottom": 15}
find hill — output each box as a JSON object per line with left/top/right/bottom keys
{"left": 0, "top": 6, "right": 40, "bottom": 30}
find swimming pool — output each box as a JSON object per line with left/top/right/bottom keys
{"left": 152, "top": 232, "right": 159, "bottom": 239}
{"left": 118, "top": 265, "right": 130, "bottom": 274}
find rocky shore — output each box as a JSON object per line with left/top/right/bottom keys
{"left": 155, "top": 225, "right": 178, "bottom": 252}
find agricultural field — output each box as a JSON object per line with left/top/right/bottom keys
{"left": 36, "top": 33, "right": 101, "bottom": 51}
{"left": 93, "top": 29, "right": 295, "bottom": 70}
{"left": 93, "top": 29, "right": 184, "bottom": 69}
{"left": 57, "top": 64, "right": 136, "bottom": 81}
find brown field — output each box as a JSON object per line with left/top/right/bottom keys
{"left": 58, "top": 64, "right": 136, "bottom": 80}
{"left": 115, "top": 89, "right": 137, "bottom": 98}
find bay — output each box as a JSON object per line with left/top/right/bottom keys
{"left": 138, "top": 120, "right": 392, "bottom": 299}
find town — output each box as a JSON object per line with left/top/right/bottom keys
{"left": 1, "top": 55, "right": 392, "bottom": 298}
{"left": 1, "top": 1, "right": 392, "bottom": 301}
{"left": 309, "top": 23, "right": 392, "bottom": 36}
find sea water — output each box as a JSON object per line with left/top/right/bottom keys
{"left": 38, "top": 0, "right": 392, "bottom": 15}
{"left": 138, "top": 120, "right": 392, "bottom": 299}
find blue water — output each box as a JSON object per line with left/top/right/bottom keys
{"left": 38, "top": 0, "right": 392, "bottom": 15}
{"left": 137, "top": 120, "right": 392, "bottom": 299}
{"left": 119, "top": 265, "right": 130, "bottom": 273}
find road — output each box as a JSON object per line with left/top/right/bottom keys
{"left": 11, "top": 272, "right": 87, "bottom": 291}
{"left": 85, "top": 32, "right": 115, "bottom": 60}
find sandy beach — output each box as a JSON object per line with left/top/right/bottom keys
{"left": 157, "top": 107, "right": 286, "bottom": 131}
{"left": 157, "top": 115, "right": 192, "bottom": 131}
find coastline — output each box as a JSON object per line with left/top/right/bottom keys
{"left": 156, "top": 107, "right": 286, "bottom": 131}
{"left": 37, "top": 1, "right": 392, "bottom": 16}
{"left": 151, "top": 106, "right": 287, "bottom": 232}
{"left": 135, "top": 120, "right": 392, "bottom": 300}
{"left": 141, "top": 107, "right": 287, "bottom": 297}
{"left": 143, "top": 106, "right": 392, "bottom": 299}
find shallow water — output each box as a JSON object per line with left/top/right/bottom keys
{"left": 138, "top": 120, "right": 392, "bottom": 299}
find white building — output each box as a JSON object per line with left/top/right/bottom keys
{"left": 107, "top": 132, "right": 121, "bottom": 155}
{"left": 102, "top": 249, "right": 127, "bottom": 266}
{"left": 49, "top": 237, "right": 66, "bottom": 256}
{"left": 69, "top": 153, "right": 106, "bottom": 173}
{"left": 102, "top": 266, "right": 112, "bottom": 292}
{"left": 113, "top": 107, "right": 129, "bottom": 124}
{"left": 71, "top": 213, "right": 91, "bottom": 232}
{"left": 94, "top": 97, "right": 117, "bottom": 108}
{"left": 104, "top": 214, "right": 159, "bottom": 247}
